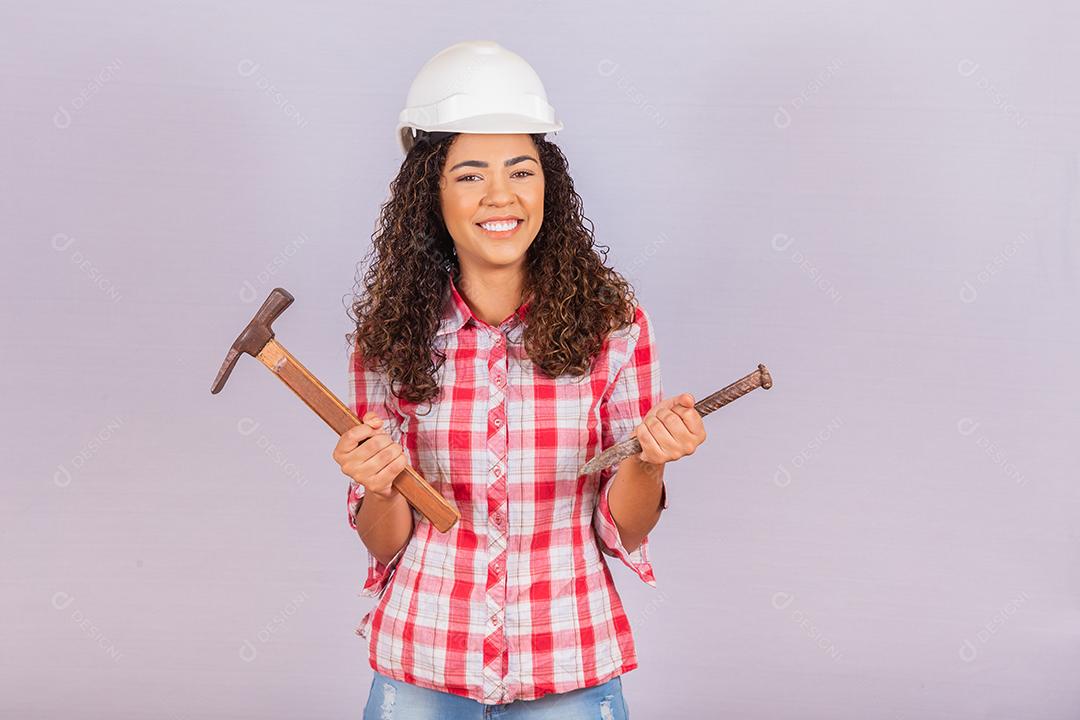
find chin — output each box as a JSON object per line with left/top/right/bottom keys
{"left": 481, "top": 252, "right": 528, "bottom": 268}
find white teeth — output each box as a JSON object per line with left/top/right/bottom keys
{"left": 480, "top": 220, "right": 520, "bottom": 232}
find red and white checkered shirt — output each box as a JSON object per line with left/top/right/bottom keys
{"left": 346, "top": 275, "right": 667, "bottom": 705}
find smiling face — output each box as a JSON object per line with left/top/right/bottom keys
{"left": 438, "top": 133, "right": 545, "bottom": 274}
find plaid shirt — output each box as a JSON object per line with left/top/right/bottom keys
{"left": 346, "top": 275, "right": 667, "bottom": 704}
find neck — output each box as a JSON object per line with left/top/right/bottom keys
{"left": 455, "top": 264, "right": 528, "bottom": 328}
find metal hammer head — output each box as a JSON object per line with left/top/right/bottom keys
{"left": 210, "top": 287, "right": 294, "bottom": 394}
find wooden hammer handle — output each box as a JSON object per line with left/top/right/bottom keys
{"left": 255, "top": 339, "right": 460, "bottom": 532}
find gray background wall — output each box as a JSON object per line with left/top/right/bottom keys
{"left": 3, "top": 1, "right": 1078, "bottom": 718}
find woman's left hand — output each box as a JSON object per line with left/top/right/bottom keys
{"left": 634, "top": 392, "right": 707, "bottom": 465}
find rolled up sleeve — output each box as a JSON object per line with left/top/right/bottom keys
{"left": 346, "top": 340, "right": 407, "bottom": 597}
{"left": 592, "top": 305, "right": 668, "bottom": 587}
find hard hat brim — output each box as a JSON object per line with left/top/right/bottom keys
{"left": 398, "top": 115, "right": 563, "bottom": 154}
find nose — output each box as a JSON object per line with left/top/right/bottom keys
{"left": 483, "top": 173, "right": 514, "bottom": 207}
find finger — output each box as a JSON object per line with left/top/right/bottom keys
{"left": 671, "top": 404, "right": 706, "bottom": 438}
{"left": 654, "top": 406, "right": 691, "bottom": 444}
{"left": 636, "top": 421, "right": 666, "bottom": 463}
{"left": 334, "top": 424, "right": 376, "bottom": 459}
{"left": 343, "top": 438, "right": 401, "bottom": 478}
{"left": 644, "top": 411, "right": 680, "bottom": 457}
{"left": 362, "top": 438, "right": 404, "bottom": 472}
{"left": 654, "top": 395, "right": 680, "bottom": 413}
{"left": 657, "top": 406, "right": 701, "bottom": 455}
{"left": 656, "top": 392, "right": 691, "bottom": 409}
{"left": 342, "top": 422, "right": 380, "bottom": 445}
{"left": 374, "top": 453, "right": 408, "bottom": 484}
{"left": 353, "top": 449, "right": 405, "bottom": 487}
{"left": 343, "top": 432, "right": 393, "bottom": 466}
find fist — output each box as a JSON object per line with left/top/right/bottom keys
{"left": 634, "top": 392, "right": 707, "bottom": 465}
{"left": 331, "top": 411, "right": 407, "bottom": 499}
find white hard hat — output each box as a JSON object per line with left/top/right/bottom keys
{"left": 396, "top": 40, "right": 563, "bottom": 155}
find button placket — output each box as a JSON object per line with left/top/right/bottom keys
{"left": 483, "top": 328, "right": 511, "bottom": 698}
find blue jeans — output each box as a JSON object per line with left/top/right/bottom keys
{"left": 362, "top": 670, "right": 629, "bottom": 719}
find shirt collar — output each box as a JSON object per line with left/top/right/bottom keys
{"left": 436, "top": 274, "right": 531, "bottom": 337}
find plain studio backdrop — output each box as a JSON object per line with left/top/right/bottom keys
{"left": 3, "top": 2, "right": 1078, "bottom": 718}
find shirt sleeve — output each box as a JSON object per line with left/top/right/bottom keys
{"left": 345, "top": 339, "right": 409, "bottom": 598}
{"left": 592, "top": 305, "right": 668, "bottom": 588}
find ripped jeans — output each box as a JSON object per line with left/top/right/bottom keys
{"left": 362, "top": 671, "right": 629, "bottom": 719}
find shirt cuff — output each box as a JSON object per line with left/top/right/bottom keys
{"left": 348, "top": 481, "right": 408, "bottom": 597}
{"left": 592, "top": 468, "right": 668, "bottom": 587}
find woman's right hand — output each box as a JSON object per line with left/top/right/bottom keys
{"left": 332, "top": 411, "right": 408, "bottom": 500}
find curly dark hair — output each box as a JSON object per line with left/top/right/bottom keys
{"left": 347, "top": 131, "right": 639, "bottom": 410}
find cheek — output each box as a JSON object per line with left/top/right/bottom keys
{"left": 440, "top": 188, "right": 475, "bottom": 227}
{"left": 528, "top": 185, "right": 544, "bottom": 218}
{"left": 443, "top": 202, "right": 468, "bottom": 230}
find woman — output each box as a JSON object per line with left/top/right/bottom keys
{"left": 332, "top": 41, "right": 706, "bottom": 718}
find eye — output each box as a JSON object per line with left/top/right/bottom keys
{"left": 456, "top": 170, "right": 535, "bottom": 182}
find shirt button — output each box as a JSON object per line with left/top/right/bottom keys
{"left": 493, "top": 467, "right": 501, "bottom": 477}
{"left": 493, "top": 417, "right": 502, "bottom": 427}
{"left": 492, "top": 512, "right": 503, "bottom": 526}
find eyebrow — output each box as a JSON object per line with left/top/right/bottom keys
{"left": 448, "top": 155, "right": 539, "bottom": 173}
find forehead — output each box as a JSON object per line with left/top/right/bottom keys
{"left": 443, "top": 133, "right": 537, "bottom": 166}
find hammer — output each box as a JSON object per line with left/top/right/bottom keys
{"left": 210, "top": 287, "right": 460, "bottom": 532}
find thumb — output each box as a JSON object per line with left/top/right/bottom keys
{"left": 361, "top": 411, "right": 384, "bottom": 427}
{"left": 656, "top": 393, "right": 692, "bottom": 411}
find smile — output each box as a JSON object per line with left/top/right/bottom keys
{"left": 476, "top": 219, "right": 522, "bottom": 238}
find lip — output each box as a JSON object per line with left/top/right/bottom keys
{"left": 476, "top": 215, "right": 523, "bottom": 223}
